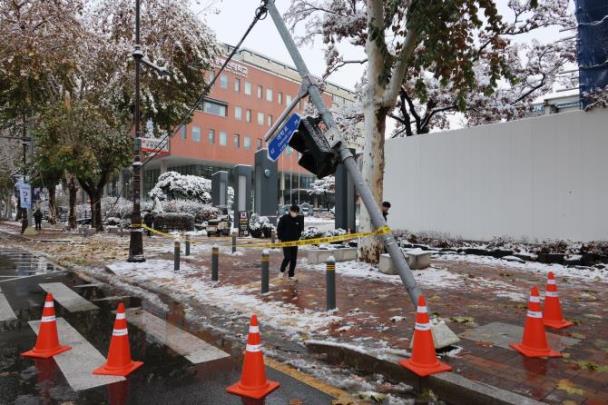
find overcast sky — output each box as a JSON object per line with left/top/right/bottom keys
{"left": 194, "top": 0, "right": 572, "bottom": 92}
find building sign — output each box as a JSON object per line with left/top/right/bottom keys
{"left": 238, "top": 211, "right": 249, "bottom": 237}
{"left": 141, "top": 137, "right": 169, "bottom": 156}
{"left": 213, "top": 58, "right": 248, "bottom": 77}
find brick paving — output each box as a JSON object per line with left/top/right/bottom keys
{"left": 3, "top": 223, "right": 607, "bottom": 404}
{"left": 183, "top": 241, "right": 608, "bottom": 404}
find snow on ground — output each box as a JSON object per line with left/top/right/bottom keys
{"left": 436, "top": 253, "right": 608, "bottom": 283}
{"left": 107, "top": 260, "right": 341, "bottom": 339}
{"left": 306, "top": 260, "right": 463, "bottom": 289}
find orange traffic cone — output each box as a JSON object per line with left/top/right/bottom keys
{"left": 227, "top": 315, "right": 280, "bottom": 400}
{"left": 22, "top": 293, "right": 71, "bottom": 358}
{"left": 511, "top": 287, "right": 561, "bottom": 358}
{"left": 93, "top": 303, "right": 143, "bottom": 376}
{"left": 400, "top": 295, "right": 452, "bottom": 377}
{"left": 543, "top": 272, "right": 573, "bottom": 329}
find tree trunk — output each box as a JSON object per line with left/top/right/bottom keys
{"left": 358, "top": 2, "right": 390, "bottom": 263}
{"left": 47, "top": 184, "right": 57, "bottom": 225}
{"left": 89, "top": 188, "right": 103, "bottom": 232}
{"left": 67, "top": 175, "right": 77, "bottom": 230}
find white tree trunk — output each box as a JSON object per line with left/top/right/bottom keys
{"left": 358, "top": 0, "right": 389, "bottom": 263}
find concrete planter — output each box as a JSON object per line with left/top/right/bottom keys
{"left": 379, "top": 249, "right": 432, "bottom": 274}
{"left": 305, "top": 247, "right": 358, "bottom": 264}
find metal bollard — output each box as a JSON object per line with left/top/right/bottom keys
{"left": 271, "top": 229, "right": 276, "bottom": 245}
{"left": 211, "top": 244, "right": 219, "bottom": 281}
{"left": 261, "top": 249, "right": 270, "bottom": 294}
{"left": 174, "top": 239, "right": 180, "bottom": 271}
{"left": 326, "top": 256, "right": 336, "bottom": 311}
{"left": 231, "top": 231, "right": 237, "bottom": 254}
{"left": 185, "top": 234, "right": 191, "bottom": 256}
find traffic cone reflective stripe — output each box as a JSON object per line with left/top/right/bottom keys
{"left": 543, "top": 272, "right": 573, "bottom": 329}
{"left": 21, "top": 293, "right": 71, "bottom": 358}
{"left": 510, "top": 287, "right": 561, "bottom": 358}
{"left": 400, "top": 296, "right": 452, "bottom": 377}
{"left": 227, "top": 314, "right": 280, "bottom": 400}
{"left": 93, "top": 302, "right": 143, "bottom": 376}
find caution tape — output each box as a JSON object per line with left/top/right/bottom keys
{"left": 132, "top": 224, "right": 391, "bottom": 249}
{"left": 239, "top": 225, "right": 391, "bottom": 249}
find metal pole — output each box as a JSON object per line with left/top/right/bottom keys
{"left": 185, "top": 234, "right": 191, "bottom": 256}
{"left": 174, "top": 239, "right": 180, "bottom": 271}
{"left": 265, "top": 0, "right": 423, "bottom": 308}
{"left": 231, "top": 231, "right": 237, "bottom": 254}
{"left": 211, "top": 244, "right": 219, "bottom": 281}
{"left": 128, "top": 0, "right": 145, "bottom": 262}
{"left": 261, "top": 249, "right": 269, "bottom": 294}
{"left": 326, "top": 256, "right": 336, "bottom": 311}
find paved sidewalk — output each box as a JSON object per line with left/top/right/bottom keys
{"left": 3, "top": 223, "right": 607, "bottom": 403}
{"left": 184, "top": 242, "right": 608, "bottom": 404}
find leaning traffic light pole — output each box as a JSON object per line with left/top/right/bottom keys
{"left": 264, "top": 0, "right": 424, "bottom": 309}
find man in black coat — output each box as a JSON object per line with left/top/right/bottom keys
{"left": 277, "top": 205, "right": 304, "bottom": 279}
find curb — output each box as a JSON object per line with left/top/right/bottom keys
{"left": 305, "top": 340, "right": 546, "bottom": 405}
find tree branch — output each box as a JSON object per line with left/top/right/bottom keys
{"left": 382, "top": 28, "right": 418, "bottom": 107}
{"left": 323, "top": 58, "right": 368, "bottom": 79}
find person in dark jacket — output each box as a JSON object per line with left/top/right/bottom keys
{"left": 277, "top": 205, "right": 304, "bottom": 279}
{"left": 33, "top": 208, "right": 43, "bottom": 230}
{"left": 382, "top": 201, "right": 391, "bottom": 222}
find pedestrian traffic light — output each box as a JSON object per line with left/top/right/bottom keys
{"left": 288, "top": 116, "right": 339, "bottom": 178}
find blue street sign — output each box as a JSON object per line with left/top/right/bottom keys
{"left": 267, "top": 113, "right": 301, "bottom": 161}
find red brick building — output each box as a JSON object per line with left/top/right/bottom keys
{"left": 141, "top": 45, "right": 356, "bottom": 204}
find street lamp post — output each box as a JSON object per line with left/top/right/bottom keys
{"left": 128, "top": 0, "right": 145, "bottom": 262}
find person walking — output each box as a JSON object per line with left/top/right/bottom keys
{"left": 277, "top": 204, "right": 304, "bottom": 280}
{"left": 20, "top": 209, "right": 28, "bottom": 234}
{"left": 33, "top": 207, "right": 43, "bottom": 230}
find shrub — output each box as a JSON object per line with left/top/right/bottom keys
{"left": 149, "top": 171, "right": 212, "bottom": 203}
{"left": 153, "top": 213, "right": 194, "bottom": 232}
{"left": 162, "top": 199, "right": 220, "bottom": 223}
{"left": 248, "top": 214, "right": 275, "bottom": 238}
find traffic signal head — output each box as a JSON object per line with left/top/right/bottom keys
{"left": 288, "top": 116, "right": 339, "bottom": 178}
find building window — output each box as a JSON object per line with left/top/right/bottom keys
{"left": 234, "top": 134, "right": 240, "bottom": 148}
{"left": 180, "top": 126, "right": 187, "bottom": 140}
{"left": 208, "top": 129, "right": 215, "bottom": 144}
{"left": 234, "top": 78, "right": 241, "bottom": 92}
{"left": 235, "top": 106, "right": 242, "bottom": 120}
{"left": 219, "top": 131, "right": 227, "bottom": 146}
{"left": 192, "top": 126, "right": 201, "bottom": 142}
{"left": 267, "top": 115, "right": 273, "bottom": 126}
{"left": 266, "top": 88, "right": 273, "bottom": 102}
{"left": 244, "top": 81, "right": 252, "bottom": 95}
{"left": 220, "top": 74, "right": 228, "bottom": 89}
{"left": 257, "top": 85, "right": 263, "bottom": 99}
{"left": 244, "top": 136, "right": 251, "bottom": 149}
{"left": 246, "top": 109, "right": 252, "bottom": 123}
{"left": 257, "top": 112, "right": 264, "bottom": 125}
{"left": 256, "top": 138, "right": 263, "bottom": 150}
{"left": 286, "top": 94, "right": 293, "bottom": 105}
{"left": 278, "top": 92, "right": 283, "bottom": 105}
{"left": 202, "top": 99, "right": 227, "bottom": 117}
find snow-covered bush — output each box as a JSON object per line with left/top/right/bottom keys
{"left": 162, "top": 199, "right": 220, "bottom": 223}
{"left": 308, "top": 176, "right": 335, "bottom": 195}
{"left": 248, "top": 214, "right": 275, "bottom": 238}
{"left": 153, "top": 212, "right": 194, "bottom": 232}
{"left": 101, "top": 197, "right": 133, "bottom": 219}
{"left": 301, "top": 227, "right": 346, "bottom": 240}
{"left": 149, "top": 171, "right": 212, "bottom": 203}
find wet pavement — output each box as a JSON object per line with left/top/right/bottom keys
{"left": 0, "top": 248, "right": 335, "bottom": 404}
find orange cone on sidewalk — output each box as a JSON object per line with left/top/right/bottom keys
{"left": 93, "top": 303, "right": 143, "bottom": 376}
{"left": 511, "top": 287, "right": 561, "bottom": 358}
{"left": 227, "top": 314, "right": 280, "bottom": 400}
{"left": 22, "top": 293, "right": 71, "bottom": 358}
{"left": 543, "top": 272, "right": 573, "bottom": 329}
{"left": 400, "top": 295, "right": 452, "bottom": 377}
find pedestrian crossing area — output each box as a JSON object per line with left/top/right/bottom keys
{"left": 0, "top": 280, "right": 230, "bottom": 392}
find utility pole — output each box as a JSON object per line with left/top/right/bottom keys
{"left": 265, "top": 0, "right": 424, "bottom": 309}
{"left": 128, "top": 0, "right": 145, "bottom": 262}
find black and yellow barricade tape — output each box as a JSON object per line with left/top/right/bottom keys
{"left": 236, "top": 225, "right": 391, "bottom": 249}
{"left": 132, "top": 224, "right": 391, "bottom": 249}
